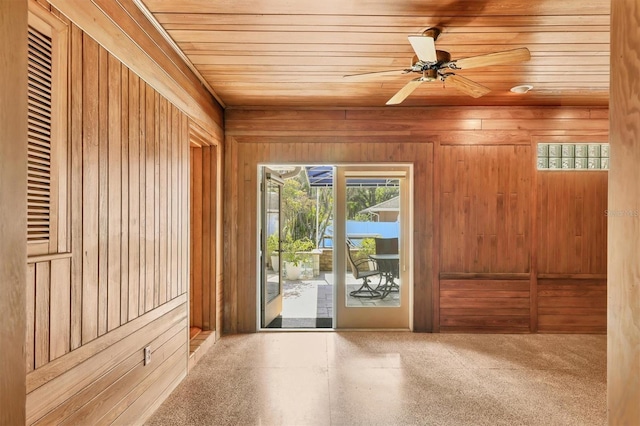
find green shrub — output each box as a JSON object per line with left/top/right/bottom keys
{"left": 282, "top": 237, "right": 315, "bottom": 266}
{"left": 266, "top": 233, "right": 280, "bottom": 257}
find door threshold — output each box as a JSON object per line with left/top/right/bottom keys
{"left": 262, "top": 315, "right": 334, "bottom": 329}
{"left": 259, "top": 327, "right": 336, "bottom": 332}
{"left": 335, "top": 328, "right": 412, "bottom": 332}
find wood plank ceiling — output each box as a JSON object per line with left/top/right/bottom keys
{"left": 140, "top": 0, "right": 610, "bottom": 108}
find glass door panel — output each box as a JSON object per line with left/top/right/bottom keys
{"left": 335, "top": 166, "right": 411, "bottom": 329}
{"left": 261, "top": 168, "right": 284, "bottom": 327}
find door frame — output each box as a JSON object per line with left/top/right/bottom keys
{"left": 255, "top": 162, "right": 414, "bottom": 331}
{"left": 189, "top": 125, "right": 222, "bottom": 339}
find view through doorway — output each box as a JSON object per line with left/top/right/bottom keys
{"left": 259, "top": 164, "right": 412, "bottom": 330}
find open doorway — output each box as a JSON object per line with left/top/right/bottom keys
{"left": 260, "top": 165, "right": 334, "bottom": 329}
{"left": 258, "top": 164, "right": 411, "bottom": 330}
{"left": 188, "top": 123, "right": 221, "bottom": 364}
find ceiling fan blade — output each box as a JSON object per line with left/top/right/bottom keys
{"left": 386, "top": 79, "right": 424, "bottom": 105}
{"left": 446, "top": 74, "right": 491, "bottom": 98}
{"left": 408, "top": 35, "right": 437, "bottom": 63}
{"left": 453, "top": 47, "right": 531, "bottom": 69}
{"left": 343, "top": 69, "right": 410, "bottom": 80}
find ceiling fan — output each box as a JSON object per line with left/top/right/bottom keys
{"left": 344, "top": 28, "right": 531, "bottom": 105}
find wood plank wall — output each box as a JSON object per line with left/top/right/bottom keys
{"left": 224, "top": 106, "right": 608, "bottom": 334}
{"left": 609, "top": 0, "right": 640, "bottom": 422}
{"left": 536, "top": 171, "right": 607, "bottom": 332}
{"left": 224, "top": 109, "right": 435, "bottom": 332}
{"left": 440, "top": 145, "right": 531, "bottom": 274}
{"left": 190, "top": 140, "right": 219, "bottom": 333}
{"left": 21, "top": 1, "right": 218, "bottom": 423}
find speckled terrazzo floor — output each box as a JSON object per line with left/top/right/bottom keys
{"left": 146, "top": 332, "right": 606, "bottom": 426}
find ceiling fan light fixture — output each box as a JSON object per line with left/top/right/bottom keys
{"left": 510, "top": 84, "right": 534, "bottom": 93}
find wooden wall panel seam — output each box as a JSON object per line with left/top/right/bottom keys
{"left": 69, "top": 23, "right": 83, "bottom": 351}
{"left": 97, "top": 45, "right": 109, "bottom": 337}
{"left": 530, "top": 138, "right": 539, "bottom": 333}
{"left": 120, "top": 65, "right": 130, "bottom": 327}
{"left": 107, "top": 52, "right": 122, "bottom": 333}
{"left": 81, "top": 33, "right": 99, "bottom": 345}
{"left": 432, "top": 139, "right": 441, "bottom": 332}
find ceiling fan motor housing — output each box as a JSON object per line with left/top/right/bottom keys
{"left": 422, "top": 27, "right": 441, "bottom": 40}
{"left": 423, "top": 68, "right": 438, "bottom": 81}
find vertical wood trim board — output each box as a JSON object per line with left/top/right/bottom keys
{"left": 609, "top": 0, "right": 640, "bottom": 422}
{"left": 69, "top": 22, "right": 83, "bottom": 351}
{"left": 0, "top": 0, "right": 28, "bottom": 422}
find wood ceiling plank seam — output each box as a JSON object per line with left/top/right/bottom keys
{"left": 157, "top": 24, "right": 611, "bottom": 34}
{"left": 178, "top": 43, "right": 610, "bottom": 53}
{"left": 166, "top": 30, "right": 610, "bottom": 45}
{"left": 207, "top": 81, "right": 609, "bottom": 90}
{"left": 179, "top": 51, "right": 610, "bottom": 59}
{"left": 186, "top": 57, "right": 609, "bottom": 69}
{"left": 142, "top": 0, "right": 609, "bottom": 16}
{"left": 154, "top": 13, "right": 610, "bottom": 27}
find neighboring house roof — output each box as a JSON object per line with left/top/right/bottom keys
{"left": 359, "top": 196, "right": 399, "bottom": 214}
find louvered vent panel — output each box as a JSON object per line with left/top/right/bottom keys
{"left": 27, "top": 26, "right": 52, "bottom": 242}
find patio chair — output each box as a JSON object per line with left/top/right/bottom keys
{"left": 346, "top": 242, "right": 382, "bottom": 298}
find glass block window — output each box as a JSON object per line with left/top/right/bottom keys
{"left": 537, "top": 143, "right": 609, "bottom": 171}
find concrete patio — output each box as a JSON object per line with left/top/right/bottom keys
{"left": 268, "top": 272, "right": 401, "bottom": 328}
